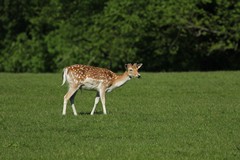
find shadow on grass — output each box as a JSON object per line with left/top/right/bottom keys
{"left": 79, "top": 111, "right": 105, "bottom": 115}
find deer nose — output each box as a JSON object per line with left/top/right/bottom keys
{"left": 137, "top": 74, "right": 141, "bottom": 78}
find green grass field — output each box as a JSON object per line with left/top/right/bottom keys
{"left": 0, "top": 72, "right": 240, "bottom": 159}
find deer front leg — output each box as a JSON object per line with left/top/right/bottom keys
{"left": 99, "top": 88, "right": 107, "bottom": 115}
{"left": 90, "top": 92, "right": 100, "bottom": 115}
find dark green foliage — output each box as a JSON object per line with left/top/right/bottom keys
{"left": 0, "top": 0, "right": 240, "bottom": 72}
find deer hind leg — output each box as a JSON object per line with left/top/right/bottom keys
{"left": 90, "top": 92, "right": 100, "bottom": 115}
{"left": 70, "top": 90, "right": 78, "bottom": 116}
{"left": 62, "top": 85, "right": 80, "bottom": 116}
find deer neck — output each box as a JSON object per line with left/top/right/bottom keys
{"left": 115, "top": 71, "right": 131, "bottom": 86}
{"left": 107, "top": 71, "right": 130, "bottom": 92}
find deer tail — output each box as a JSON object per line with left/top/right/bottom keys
{"left": 61, "top": 68, "right": 68, "bottom": 86}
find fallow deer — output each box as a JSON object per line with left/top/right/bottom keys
{"left": 61, "top": 63, "right": 143, "bottom": 115}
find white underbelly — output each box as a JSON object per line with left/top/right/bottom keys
{"left": 81, "top": 84, "right": 98, "bottom": 90}
{"left": 81, "top": 78, "right": 102, "bottom": 90}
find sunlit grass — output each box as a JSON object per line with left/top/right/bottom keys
{"left": 0, "top": 72, "right": 240, "bottom": 159}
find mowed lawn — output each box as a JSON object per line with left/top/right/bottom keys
{"left": 0, "top": 72, "right": 240, "bottom": 159}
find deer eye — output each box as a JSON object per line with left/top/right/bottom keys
{"left": 129, "top": 69, "right": 133, "bottom": 72}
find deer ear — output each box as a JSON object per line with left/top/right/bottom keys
{"left": 125, "top": 63, "right": 131, "bottom": 69}
{"left": 137, "top": 63, "right": 143, "bottom": 69}
{"left": 125, "top": 64, "right": 128, "bottom": 70}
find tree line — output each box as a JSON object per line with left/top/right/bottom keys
{"left": 0, "top": 0, "right": 240, "bottom": 72}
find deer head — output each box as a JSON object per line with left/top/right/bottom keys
{"left": 125, "top": 63, "right": 143, "bottom": 79}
